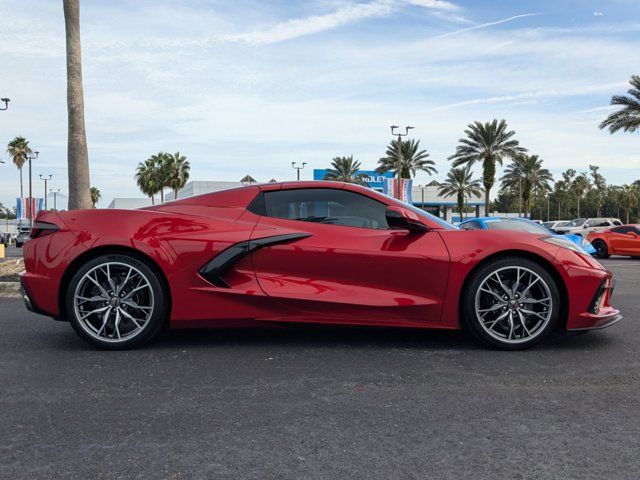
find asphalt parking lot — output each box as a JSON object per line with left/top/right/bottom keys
{"left": 1, "top": 259, "right": 639, "bottom": 479}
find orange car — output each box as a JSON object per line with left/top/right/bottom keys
{"left": 588, "top": 224, "right": 640, "bottom": 258}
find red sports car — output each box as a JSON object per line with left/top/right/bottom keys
{"left": 20, "top": 181, "right": 621, "bottom": 350}
{"left": 588, "top": 224, "right": 640, "bottom": 258}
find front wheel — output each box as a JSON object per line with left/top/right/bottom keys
{"left": 592, "top": 240, "right": 609, "bottom": 259}
{"left": 462, "top": 257, "right": 561, "bottom": 350}
{"left": 65, "top": 253, "right": 169, "bottom": 350}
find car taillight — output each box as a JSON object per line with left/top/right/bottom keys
{"left": 30, "top": 221, "right": 60, "bottom": 239}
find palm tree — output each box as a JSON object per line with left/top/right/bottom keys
{"left": 620, "top": 184, "right": 638, "bottom": 224}
{"left": 164, "top": 152, "right": 190, "bottom": 199}
{"left": 149, "top": 152, "right": 171, "bottom": 202}
{"left": 64, "top": 0, "right": 91, "bottom": 210}
{"left": 324, "top": 156, "right": 369, "bottom": 185}
{"left": 500, "top": 155, "right": 553, "bottom": 217}
{"left": 6, "top": 136, "right": 32, "bottom": 198}
{"left": 438, "top": 166, "right": 482, "bottom": 220}
{"left": 599, "top": 75, "right": 640, "bottom": 133}
{"left": 376, "top": 139, "right": 437, "bottom": 179}
{"left": 448, "top": 119, "right": 527, "bottom": 215}
{"left": 135, "top": 158, "right": 159, "bottom": 204}
{"left": 571, "top": 173, "right": 590, "bottom": 218}
{"left": 90, "top": 187, "right": 101, "bottom": 208}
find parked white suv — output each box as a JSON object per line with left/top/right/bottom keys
{"left": 554, "top": 218, "right": 623, "bottom": 237}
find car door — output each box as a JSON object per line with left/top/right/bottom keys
{"left": 610, "top": 226, "right": 640, "bottom": 255}
{"left": 248, "top": 186, "right": 450, "bottom": 325}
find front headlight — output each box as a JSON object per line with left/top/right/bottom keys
{"left": 539, "top": 235, "right": 585, "bottom": 254}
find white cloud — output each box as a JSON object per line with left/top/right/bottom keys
{"left": 594, "top": 11, "right": 604, "bottom": 16}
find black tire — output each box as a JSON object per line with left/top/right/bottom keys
{"left": 65, "top": 253, "right": 169, "bottom": 350}
{"left": 16, "top": 242, "right": 22, "bottom": 248}
{"left": 462, "top": 256, "right": 562, "bottom": 350}
{"left": 592, "top": 240, "right": 609, "bottom": 259}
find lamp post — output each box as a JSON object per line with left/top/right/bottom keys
{"left": 417, "top": 184, "right": 426, "bottom": 208}
{"left": 27, "top": 151, "right": 39, "bottom": 228}
{"left": 390, "top": 125, "right": 413, "bottom": 199}
{"left": 291, "top": 162, "right": 307, "bottom": 181}
{"left": 0, "top": 98, "right": 9, "bottom": 111}
{"left": 50, "top": 188, "right": 61, "bottom": 211}
{"left": 40, "top": 174, "right": 53, "bottom": 210}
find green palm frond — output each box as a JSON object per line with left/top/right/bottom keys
{"left": 376, "top": 139, "right": 437, "bottom": 178}
{"left": 600, "top": 75, "right": 640, "bottom": 133}
{"left": 324, "top": 156, "right": 369, "bottom": 185}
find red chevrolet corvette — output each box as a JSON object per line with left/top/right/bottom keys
{"left": 587, "top": 224, "right": 640, "bottom": 258}
{"left": 21, "top": 181, "right": 621, "bottom": 350}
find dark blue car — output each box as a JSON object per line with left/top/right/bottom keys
{"left": 458, "top": 217, "right": 597, "bottom": 256}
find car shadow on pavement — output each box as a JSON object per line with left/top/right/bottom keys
{"left": 137, "top": 324, "right": 614, "bottom": 352}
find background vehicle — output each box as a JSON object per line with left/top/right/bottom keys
{"left": 15, "top": 229, "right": 31, "bottom": 248}
{"left": 588, "top": 225, "right": 640, "bottom": 258}
{"left": 20, "top": 182, "right": 620, "bottom": 350}
{"left": 458, "top": 217, "right": 597, "bottom": 255}
{"left": 554, "top": 218, "right": 623, "bottom": 237}
{"left": 541, "top": 220, "right": 570, "bottom": 233}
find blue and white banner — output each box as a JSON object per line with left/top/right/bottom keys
{"left": 16, "top": 197, "right": 44, "bottom": 220}
{"left": 382, "top": 178, "right": 413, "bottom": 203}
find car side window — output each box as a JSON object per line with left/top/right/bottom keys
{"left": 262, "top": 188, "right": 389, "bottom": 229}
{"left": 612, "top": 220, "right": 623, "bottom": 226}
{"left": 610, "top": 227, "right": 628, "bottom": 234}
{"left": 598, "top": 220, "right": 611, "bottom": 227}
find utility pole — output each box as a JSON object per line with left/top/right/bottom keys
{"left": 0, "top": 98, "right": 9, "bottom": 111}
{"left": 291, "top": 162, "right": 307, "bottom": 181}
{"left": 390, "top": 125, "right": 413, "bottom": 200}
{"left": 40, "top": 174, "right": 53, "bottom": 210}
{"left": 27, "top": 151, "right": 39, "bottom": 229}
{"left": 547, "top": 194, "right": 550, "bottom": 222}
{"left": 50, "top": 188, "right": 61, "bottom": 211}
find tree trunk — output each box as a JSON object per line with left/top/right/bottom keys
{"left": 19, "top": 166, "right": 23, "bottom": 199}
{"left": 482, "top": 157, "right": 495, "bottom": 216}
{"left": 576, "top": 196, "right": 581, "bottom": 217}
{"left": 627, "top": 209, "right": 630, "bottom": 224}
{"left": 64, "top": 0, "right": 91, "bottom": 210}
{"left": 160, "top": 189, "right": 164, "bottom": 203}
{"left": 457, "top": 190, "right": 464, "bottom": 222}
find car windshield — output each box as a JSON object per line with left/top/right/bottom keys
{"left": 566, "top": 218, "right": 586, "bottom": 227}
{"left": 484, "top": 219, "right": 549, "bottom": 234}
{"left": 556, "top": 221, "right": 569, "bottom": 227}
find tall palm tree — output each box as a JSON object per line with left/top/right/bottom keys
{"left": 571, "top": 173, "right": 590, "bottom": 218}
{"left": 164, "top": 152, "right": 190, "bottom": 199}
{"left": 599, "top": 75, "right": 640, "bottom": 133}
{"left": 149, "top": 152, "right": 171, "bottom": 202}
{"left": 500, "top": 155, "right": 553, "bottom": 217}
{"left": 90, "top": 187, "right": 101, "bottom": 208}
{"left": 323, "top": 156, "right": 369, "bottom": 185}
{"left": 376, "top": 139, "right": 437, "bottom": 179}
{"left": 64, "top": 0, "right": 91, "bottom": 210}
{"left": 448, "top": 119, "right": 527, "bottom": 215}
{"left": 6, "top": 136, "right": 32, "bottom": 198}
{"left": 620, "top": 184, "right": 638, "bottom": 224}
{"left": 438, "top": 166, "right": 482, "bottom": 220}
{"left": 135, "top": 158, "right": 159, "bottom": 204}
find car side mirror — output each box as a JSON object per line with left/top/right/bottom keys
{"left": 385, "top": 206, "right": 429, "bottom": 232}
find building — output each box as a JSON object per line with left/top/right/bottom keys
{"left": 164, "top": 181, "right": 245, "bottom": 201}
{"left": 107, "top": 198, "right": 154, "bottom": 209}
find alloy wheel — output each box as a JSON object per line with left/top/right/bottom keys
{"left": 73, "top": 262, "right": 155, "bottom": 343}
{"left": 474, "top": 266, "right": 553, "bottom": 344}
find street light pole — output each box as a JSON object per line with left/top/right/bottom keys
{"left": 40, "top": 174, "right": 53, "bottom": 210}
{"left": 0, "top": 98, "right": 9, "bottom": 111}
{"left": 50, "top": 189, "right": 61, "bottom": 211}
{"left": 27, "top": 151, "right": 39, "bottom": 229}
{"left": 390, "top": 125, "right": 413, "bottom": 200}
{"left": 291, "top": 162, "right": 307, "bottom": 181}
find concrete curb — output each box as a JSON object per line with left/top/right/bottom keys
{"left": 0, "top": 282, "right": 21, "bottom": 298}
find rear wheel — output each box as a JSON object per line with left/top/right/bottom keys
{"left": 65, "top": 253, "right": 168, "bottom": 350}
{"left": 462, "top": 257, "right": 561, "bottom": 350}
{"left": 592, "top": 240, "right": 609, "bottom": 259}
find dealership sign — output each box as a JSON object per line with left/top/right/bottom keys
{"left": 313, "top": 169, "right": 394, "bottom": 190}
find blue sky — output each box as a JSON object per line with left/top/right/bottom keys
{"left": 1, "top": 0, "right": 639, "bottom": 208}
